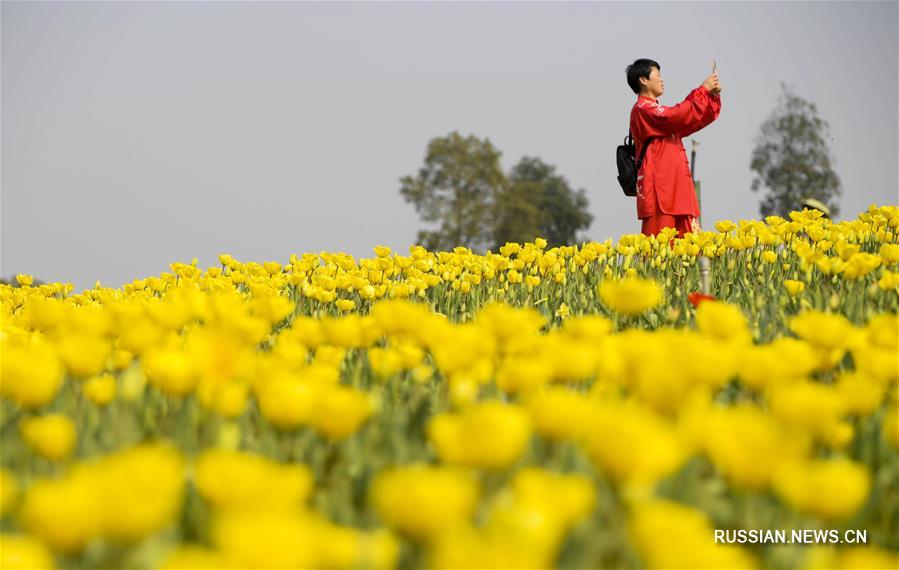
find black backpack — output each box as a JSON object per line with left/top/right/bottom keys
{"left": 616, "top": 132, "right": 655, "bottom": 197}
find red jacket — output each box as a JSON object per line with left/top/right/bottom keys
{"left": 630, "top": 85, "right": 721, "bottom": 219}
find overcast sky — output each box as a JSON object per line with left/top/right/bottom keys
{"left": 2, "top": 1, "right": 897, "bottom": 291}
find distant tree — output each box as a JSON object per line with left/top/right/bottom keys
{"left": 400, "top": 132, "right": 507, "bottom": 251}
{"left": 492, "top": 176, "right": 542, "bottom": 248}
{"left": 494, "top": 157, "right": 593, "bottom": 248}
{"left": 750, "top": 83, "right": 841, "bottom": 218}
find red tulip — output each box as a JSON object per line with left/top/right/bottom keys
{"left": 688, "top": 291, "right": 716, "bottom": 307}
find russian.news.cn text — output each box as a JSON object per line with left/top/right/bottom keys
{"left": 714, "top": 529, "right": 867, "bottom": 545}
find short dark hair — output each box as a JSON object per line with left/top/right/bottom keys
{"left": 626, "top": 59, "right": 660, "bottom": 94}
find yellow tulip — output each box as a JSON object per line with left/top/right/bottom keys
{"left": 0, "top": 469, "right": 18, "bottom": 517}
{"left": 598, "top": 277, "right": 663, "bottom": 316}
{"left": 0, "top": 534, "right": 56, "bottom": 569}
{"left": 784, "top": 279, "right": 806, "bottom": 296}
{"left": 310, "top": 386, "right": 374, "bottom": 440}
{"left": 83, "top": 374, "right": 116, "bottom": 406}
{"left": 628, "top": 500, "right": 756, "bottom": 569}
{"left": 582, "top": 400, "right": 684, "bottom": 489}
{"left": 20, "top": 414, "right": 77, "bottom": 461}
{"left": 195, "top": 449, "right": 313, "bottom": 513}
{"left": 0, "top": 341, "right": 63, "bottom": 409}
{"left": 772, "top": 459, "right": 870, "bottom": 521}
{"left": 428, "top": 401, "right": 531, "bottom": 471}
{"left": 57, "top": 335, "right": 110, "bottom": 379}
{"left": 371, "top": 465, "right": 478, "bottom": 541}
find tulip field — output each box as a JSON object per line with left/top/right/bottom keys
{"left": 1, "top": 205, "right": 898, "bottom": 569}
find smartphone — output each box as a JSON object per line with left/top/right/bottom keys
{"left": 713, "top": 59, "right": 717, "bottom": 73}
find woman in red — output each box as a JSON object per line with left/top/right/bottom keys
{"left": 626, "top": 59, "right": 722, "bottom": 238}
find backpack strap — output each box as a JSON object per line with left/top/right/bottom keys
{"left": 635, "top": 134, "right": 655, "bottom": 173}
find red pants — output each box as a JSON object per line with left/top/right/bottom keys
{"left": 641, "top": 213, "right": 700, "bottom": 238}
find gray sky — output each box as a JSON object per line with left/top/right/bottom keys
{"left": 2, "top": 1, "right": 897, "bottom": 291}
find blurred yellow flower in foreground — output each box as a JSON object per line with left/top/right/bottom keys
{"left": 582, "top": 400, "right": 685, "bottom": 490}
{"left": 804, "top": 546, "right": 899, "bottom": 570}
{"left": 159, "top": 545, "right": 227, "bottom": 570}
{"left": 20, "top": 414, "right": 77, "bottom": 461}
{"left": 310, "top": 385, "right": 375, "bottom": 440}
{"left": 686, "top": 403, "right": 809, "bottom": 491}
{"left": 57, "top": 335, "right": 110, "bottom": 379}
{"left": 211, "top": 510, "right": 320, "bottom": 569}
{"left": 82, "top": 373, "right": 116, "bottom": 406}
{"left": 628, "top": 499, "right": 757, "bottom": 569}
{"left": 371, "top": 465, "right": 479, "bottom": 541}
{"left": 19, "top": 443, "right": 185, "bottom": 551}
{"left": 599, "top": 277, "right": 663, "bottom": 316}
{"left": 0, "top": 534, "right": 56, "bottom": 570}
{"left": 0, "top": 340, "right": 63, "bottom": 409}
{"left": 768, "top": 380, "right": 851, "bottom": 448}
{"left": 789, "top": 311, "right": 854, "bottom": 351}
{"left": 525, "top": 387, "right": 593, "bottom": 441}
{"left": 142, "top": 344, "right": 198, "bottom": 397}
{"left": 195, "top": 449, "right": 313, "bottom": 513}
{"left": 695, "top": 300, "right": 751, "bottom": 343}
{"left": 19, "top": 472, "right": 100, "bottom": 553}
{"left": 0, "top": 469, "right": 18, "bottom": 517}
{"left": 428, "top": 401, "right": 531, "bottom": 471}
{"left": 772, "top": 458, "right": 871, "bottom": 522}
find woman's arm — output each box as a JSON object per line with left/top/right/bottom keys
{"left": 635, "top": 86, "right": 721, "bottom": 139}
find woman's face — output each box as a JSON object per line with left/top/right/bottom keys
{"left": 642, "top": 67, "right": 665, "bottom": 97}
